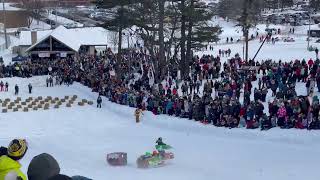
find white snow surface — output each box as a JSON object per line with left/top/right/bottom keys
{"left": 0, "top": 76, "right": 320, "bottom": 180}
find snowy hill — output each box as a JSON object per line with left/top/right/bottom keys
{"left": 0, "top": 76, "right": 320, "bottom": 180}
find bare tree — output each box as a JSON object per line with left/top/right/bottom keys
{"left": 21, "top": 0, "right": 44, "bottom": 28}
{"left": 109, "top": 31, "right": 119, "bottom": 52}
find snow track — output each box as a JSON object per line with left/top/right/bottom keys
{"left": 0, "top": 77, "right": 319, "bottom": 180}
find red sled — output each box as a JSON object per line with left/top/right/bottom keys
{"left": 107, "top": 152, "right": 127, "bottom": 166}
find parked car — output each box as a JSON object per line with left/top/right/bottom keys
{"left": 283, "top": 37, "right": 295, "bottom": 42}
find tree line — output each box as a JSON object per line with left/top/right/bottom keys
{"left": 95, "top": 0, "right": 222, "bottom": 81}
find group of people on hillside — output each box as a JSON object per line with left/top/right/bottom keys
{"left": 2, "top": 47, "right": 320, "bottom": 130}
{"left": 0, "top": 139, "right": 91, "bottom": 180}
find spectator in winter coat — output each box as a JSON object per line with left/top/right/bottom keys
{"left": 260, "top": 114, "right": 271, "bottom": 130}
{"left": 5, "top": 82, "right": 8, "bottom": 91}
{"left": 14, "top": 85, "right": 19, "bottom": 95}
{"left": 135, "top": 108, "right": 143, "bottom": 123}
{"left": 28, "top": 83, "right": 32, "bottom": 94}
{"left": 27, "top": 153, "right": 60, "bottom": 180}
{"left": 0, "top": 81, "right": 3, "bottom": 91}
{"left": 97, "top": 95, "right": 102, "bottom": 108}
{"left": 277, "top": 103, "right": 287, "bottom": 127}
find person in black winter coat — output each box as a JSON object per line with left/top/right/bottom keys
{"left": 28, "top": 83, "right": 32, "bottom": 94}
{"left": 0, "top": 146, "right": 7, "bottom": 157}
{"left": 97, "top": 95, "right": 102, "bottom": 108}
{"left": 14, "top": 84, "right": 19, "bottom": 95}
{"left": 260, "top": 114, "right": 271, "bottom": 130}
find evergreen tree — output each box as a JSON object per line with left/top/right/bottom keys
{"left": 310, "top": 0, "right": 320, "bottom": 12}
{"left": 95, "top": 0, "right": 138, "bottom": 62}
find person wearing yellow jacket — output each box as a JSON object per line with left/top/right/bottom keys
{"left": 135, "top": 108, "right": 144, "bottom": 123}
{"left": 0, "top": 139, "right": 28, "bottom": 180}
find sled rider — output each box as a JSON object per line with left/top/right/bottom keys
{"left": 156, "top": 137, "right": 166, "bottom": 158}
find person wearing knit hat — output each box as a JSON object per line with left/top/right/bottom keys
{"left": 27, "top": 153, "right": 60, "bottom": 180}
{"left": 0, "top": 139, "right": 28, "bottom": 180}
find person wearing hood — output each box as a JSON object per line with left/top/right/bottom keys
{"left": 27, "top": 153, "right": 60, "bottom": 180}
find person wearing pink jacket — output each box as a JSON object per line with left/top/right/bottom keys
{"left": 277, "top": 103, "right": 287, "bottom": 127}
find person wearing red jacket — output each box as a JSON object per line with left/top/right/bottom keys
{"left": 308, "top": 58, "right": 314, "bottom": 70}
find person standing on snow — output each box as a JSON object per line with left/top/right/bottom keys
{"left": 0, "top": 139, "right": 28, "bottom": 180}
{"left": 316, "top": 48, "right": 319, "bottom": 60}
{"left": 97, "top": 95, "right": 102, "bottom": 108}
{"left": 46, "top": 77, "right": 49, "bottom": 87}
{"left": 14, "top": 84, "right": 19, "bottom": 95}
{"left": 28, "top": 83, "right": 32, "bottom": 94}
{"left": 135, "top": 108, "right": 143, "bottom": 123}
{"left": 5, "top": 82, "right": 8, "bottom": 92}
{"left": 0, "top": 81, "right": 3, "bottom": 91}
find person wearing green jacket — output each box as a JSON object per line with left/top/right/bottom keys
{"left": 0, "top": 139, "right": 28, "bottom": 180}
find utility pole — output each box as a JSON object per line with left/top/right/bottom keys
{"left": 307, "top": 12, "right": 311, "bottom": 50}
{"left": 2, "top": 0, "right": 8, "bottom": 49}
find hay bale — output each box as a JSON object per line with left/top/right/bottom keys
{"left": 2, "top": 103, "right": 7, "bottom": 107}
{"left": 57, "top": 101, "right": 62, "bottom": 106}
{"left": 44, "top": 106, "right": 49, "bottom": 110}
{"left": 9, "top": 102, "right": 15, "bottom": 106}
{"left": 44, "top": 103, "right": 50, "bottom": 108}
{"left": 25, "top": 99, "right": 30, "bottom": 103}
{"left": 21, "top": 102, "right": 27, "bottom": 106}
{"left": 51, "top": 100, "right": 56, "bottom": 104}
{"left": 47, "top": 96, "right": 52, "bottom": 100}
{"left": 31, "top": 102, "right": 37, "bottom": 106}
{"left": 38, "top": 96, "right": 43, "bottom": 100}
{"left": 66, "top": 103, "right": 72, "bottom": 107}
{"left": 2, "top": 109, "right": 7, "bottom": 113}
{"left": 88, "top": 101, "right": 94, "bottom": 105}
{"left": 0, "top": 99, "right": 2, "bottom": 103}
{"left": 4, "top": 98, "right": 10, "bottom": 102}
{"left": 13, "top": 108, "right": 18, "bottom": 112}
{"left": 16, "top": 97, "right": 22, "bottom": 101}
{"left": 28, "top": 104, "right": 33, "bottom": 108}
{"left": 54, "top": 97, "right": 59, "bottom": 101}
{"left": 8, "top": 106, "right": 13, "bottom": 110}
{"left": 65, "top": 96, "right": 69, "bottom": 99}
{"left": 73, "top": 95, "right": 78, "bottom": 99}
{"left": 33, "top": 107, "right": 38, "bottom": 111}
{"left": 37, "top": 104, "right": 43, "bottom": 108}
{"left": 54, "top": 105, "right": 59, "bottom": 109}
{"left": 40, "top": 101, "right": 45, "bottom": 104}
{"left": 61, "top": 99, "right": 66, "bottom": 103}
{"left": 23, "top": 108, "right": 28, "bottom": 112}
{"left": 78, "top": 102, "right": 85, "bottom": 106}
{"left": 17, "top": 105, "right": 22, "bottom": 109}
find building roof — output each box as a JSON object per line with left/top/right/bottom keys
{"left": 21, "top": 25, "right": 109, "bottom": 52}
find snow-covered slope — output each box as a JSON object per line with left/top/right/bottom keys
{"left": 0, "top": 77, "right": 320, "bottom": 180}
